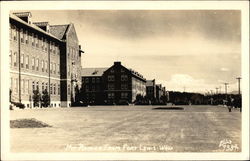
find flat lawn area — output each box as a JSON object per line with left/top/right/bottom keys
{"left": 10, "top": 105, "right": 241, "bottom": 152}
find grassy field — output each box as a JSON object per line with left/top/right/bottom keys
{"left": 10, "top": 105, "right": 241, "bottom": 152}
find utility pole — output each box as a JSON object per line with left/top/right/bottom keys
{"left": 236, "top": 77, "right": 242, "bottom": 112}
{"left": 236, "top": 77, "right": 241, "bottom": 95}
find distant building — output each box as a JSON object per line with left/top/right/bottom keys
{"left": 81, "top": 62, "right": 146, "bottom": 105}
{"left": 146, "top": 79, "right": 156, "bottom": 101}
{"left": 9, "top": 12, "right": 84, "bottom": 108}
{"left": 156, "top": 84, "right": 169, "bottom": 104}
{"left": 81, "top": 68, "right": 107, "bottom": 104}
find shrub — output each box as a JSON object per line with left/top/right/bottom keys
{"left": 41, "top": 89, "right": 50, "bottom": 107}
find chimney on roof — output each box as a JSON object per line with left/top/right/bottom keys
{"left": 33, "top": 22, "right": 50, "bottom": 33}
{"left": 13, "top": 12, "right": 32, "bottom": 24}
{"left": 114, "top": 61, "right": 121, "bottom": 65}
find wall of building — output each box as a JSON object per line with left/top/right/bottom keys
{"left": 9, "top": 15, "right": 81, "bottom": 108}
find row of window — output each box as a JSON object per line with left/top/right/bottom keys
{"left": 107, "top": 75, "right": 128, "bottom": 82}
{"left": 109, "top": 68, "right": 126, "bottom": 73}
{"left": 107, "top": 84, "right": 128, "bottom": 90}
{"left": 68, "top": 46, "right": 79, "bottom": 60}
{"left": 10, "top": 78, "right": 60, "bottom": 96}
{"left": 84, "top": 84, "right": 129, "bottom": 91}
{"left": 10, "top": 25, "right": 60, "bottom": 55}
{"left": 107, "top": 92, "right": 128, "bottom": 99}
{"left": 85, "top": 85, "right": 100, "bottom": 92}
{"left": 83, "top": 77, "right": 101, "bottom": 83}
{"left": 9, "top": 50, "right": 60, "bottom": 74}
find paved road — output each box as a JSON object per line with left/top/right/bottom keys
{"left": 10, "top": 105, "right": 241, "bottom": 152}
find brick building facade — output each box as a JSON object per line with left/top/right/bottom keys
{"left": 81, "top": 62, "right": 146, "bottom": 105}
{"left": 81, "top": 68, "right": 107, "bottom": 105}
{"left": 9, "top": 12, "right": 83, "bottom": 108}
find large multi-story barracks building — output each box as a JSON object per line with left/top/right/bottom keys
{"left": 81, "top": 62, "right": 146, "bottom": 105}
{"left": 9, "top": 12, "right": 84, "bottom": 108}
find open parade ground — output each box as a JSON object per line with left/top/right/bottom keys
{"left": 10, "top": 105, "right": 241, "bottom": 152}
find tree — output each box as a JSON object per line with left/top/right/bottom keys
{"left": 41, "top": 89, "right": 50, "bottom": 107}
{"left": 32, "top": 89, "right": 41, "bottom": 107}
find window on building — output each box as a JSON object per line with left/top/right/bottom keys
{"left": 31, "top": 57, "right": 35, "bottom": 70}
{"left": 57, "top": 64, "right": 60, "bottom": 74}
{"left": 21, "top": 79, "right": 24, "bottom": 94}
{"left": 13, "top": 52, "right": 17, "bottom": 67}
{"left": 85, "top": 85, "right": 89, "bottom": 92}
{"left": 50, "top": 63, "right": 52, "bottom": 73}
{"left": 36, "top": 82, "right": 39, "bottom": 91}
{"left": 53, "top": 63, "right": 56, "bottom": 74}
{"left": 49, "top": 42, "right": 53, "bottom": 52}
{"left": 121, "top": 69, "right": 125, "bottom": 73}
{"left": 121, "top": 75, "right": 128, "bottom": 81}
{"left": 55, "top": 44, "right": 57, "bottom": 54}
{"left": 9, "top": 51, "right": 12, "bottom": 66}
{"left": 13, "top": 26, "right": 17, "bottom": 41}
{"left": 54, "top": 84, "right": 56, "bottom": 95}
{"left": 50, "top": 84, "right": 53, "bottom": 95}
{"left": 41, "top": 60, "right": 44, "bottom": 72}
{"left": 92, "top": 78, "right": 95, "bottom": 83}
{"left": 110, "top": 69, "right": 114, "bottom": 73}
{"left": 44, "top": 39, "right": 47, "bottom": 51}
{"left": 35, "top": 34, "right": 38, "bottom": 47}
{"left": 36, "top": 58, "right": 39, "bottom": 71}
{"left": 20, "top": 29, "right": 24, "bottom": 43}
{"left": 85, "top": 78, "right": 89, "bottom": 83}
{"left": 13, "top": 79, "right": 17, "bottom": 92}
{"left": 108, "top": 84, "right": 115, "bottom": 90}
{"left": 42, "top": 82, "right": 44, "bottom": 92}
{"left": 68, "top": 65, "right": 70, "bottom": 76}
{"left": 25, "top": 30, "right": 28, "bottom": 44}
{"left": 31, "top": 33, "right": 34, "bottom": 46}
{"left": 108, "top": 75, "right": 115, "bottom": 81}
{"left": 20, "top": 54, "right": 24, "bottom": 68}
{"left": 53, "top": 43, "right": 56, "bottom": 54}
{"left": 32, "top": 81, "right": 35, "bottom": 91}
{"left": 26, "top": 80, "right": 29, "bottom": 94}
{"left": 108, "top": 93, "right": 115, "bottom": 99}
{"left": 121, "top": 84, "right": 128, "bottom": 90}
{"left": 92, "top": 85, "right": 95, "bottom": 91}
{"left": 96, "top": 77, "right": 100, "bottom": 83}
{"left": 25, "top": 56, "right": 29, "bottom": 69}
{"left": 45, "top": 83, "right": 48, "bottom": 91}
{"left": 45, "top": 61, "right": 48, "bottom": 72}
{"left": 121, "top": 92, "right": 128, "bottom": 99}
{"left": 41, "top": 37, "right": 44, "bottom": 50}
{"left": 58, "top": 84, "right": 60, "bottom": 95}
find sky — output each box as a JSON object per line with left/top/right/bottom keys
{"left": 29, "top": 10, "right": 241, "bottom": 93}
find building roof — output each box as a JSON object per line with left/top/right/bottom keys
{"left": 33, "top": 22, "right": 49, "bottom": 27}
{"left": 50, "top": 25, "right": 69, "bottom": 40}
{"left": 146, "top": 80, "right": 155, "bottom": 86}
{"left": 10, "top": 13, "right": 61, "bottom": 41}
{"left": 13, "top": 12, "right": 31, "bottom": 17}
{"left": 81, "top": 68, "right": 108, "bottom": 77}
